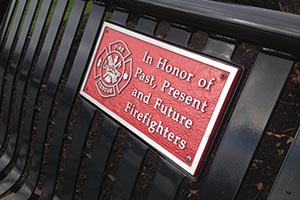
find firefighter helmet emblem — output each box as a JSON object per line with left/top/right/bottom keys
{"left": 94, "top": 40, "right": 132, "bottom": 98}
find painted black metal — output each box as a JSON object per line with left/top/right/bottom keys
{"left": 10, "top": 0, "right": 70, "bottom": 198}
{"left": 165, "top": 27, "right": 191, "bottom": 47}
{"left": 111, "top": 134, "right": 147, "bottom": 200}
{"left": 81, "top": 113, "right": 119, "bottom": 200}
{"left": 195, "top": 53, "right": 293, "bottom": 200}
{"left": 148, "top": 161, "right": 184, "bottom": 200}
{"left": 59, "top": 98, "right": 96, "bottom": 200}
{"left": 31, "top": 1, "right": 87, "bottom": 199}
{"left": 0, "top": 0, "right": 9, "bottom": 25}
{"left": 267, "top": 127, "right": 300, "bottom": 200}
{"left": 107, "top": 0, "right": 300, "bottom": 55}
{"left": 0, "top": 0, "right": 27, "bottom": 146}
{"left": 135, "top": 17, "right": 156, "bottom": 35}
{"left": 0, "top": 0, "right": 53, "bottom": 194}
{"left": 111, "top": 10, "right": 129, "bottom": 25}
{"left": 202, "top": 38, "right": 235, "bottom": 62}
{"left": 0, "top": 0, "right": 299, "bottom": 200}
{"left": 50, "top": 4, "right": 106, "bottom": 199}
{"left": 0, "top": 0, "right": 16, "bottom": 47}
{"left": 0, "top": 0, "right": 39, "bottom": 174}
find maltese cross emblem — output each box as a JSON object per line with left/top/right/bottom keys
{"left": 94, "top": 40, "right": 132, "bottom": 98}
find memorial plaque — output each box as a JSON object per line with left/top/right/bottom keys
{"left": 80, "top": 22, "right": 241, "bottom": 176}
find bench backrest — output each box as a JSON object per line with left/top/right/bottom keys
{"left": 0, "top": 0, "right": 299, "bottom": 199}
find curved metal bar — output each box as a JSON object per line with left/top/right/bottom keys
{"left": 9, "top": 0, "right": 71, "bottom": 198}
{"left": 108, "top": 0, "right": 300, "bottom": 55}
{"left": 0, "top": 0, "right": 27, "bottom": 146}
{"left": 0, "top": 0, "right": 39, "bottom": 174}
{"left": 0, "top": 0, "right": 17, "bottom": 47}
{"left": 0, "top": 0, "right": 53, "bottom": 195}
{"left": 30, "top": 1, "right": 87, "bottom": 199}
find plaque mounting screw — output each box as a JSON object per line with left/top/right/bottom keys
{"left": 186, "top": 156, "right": 192, "bottom": 163}
{"left": 220, "top": 73, "right": 227, "bottom": 80}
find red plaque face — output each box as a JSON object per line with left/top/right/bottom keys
{"left": 80, "top": 22, "right": 241, "bottom": 176}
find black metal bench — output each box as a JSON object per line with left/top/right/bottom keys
{"left": 0, "top": 0, "right": 299, "bottom": 199}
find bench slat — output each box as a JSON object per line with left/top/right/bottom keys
{"left": 196, "top": 53, "right": 293, "bottom": 200}
{"left": 148, "top": 161, "right": 184, "bottom": 200}
{"left": 0, "top": 0, "right": 54, "bottom": 195}
{"left": 50, "top": 4, "right": 106, "bottom": 198}
{"left": 0, "top": 0, "right": 17, "bottom": 47}
{"left": 0, "top": 0, "right": 27, "bottom": 146}
{"left": 111, "top": 10, "right": 129, "bottom": 26}
{"left": 10, "top": 0, "right": 72, "bottom": 198}
{"left": 81, "top": 114, "right": 119, "bottom": 200}
{"left": 165, "top": 27, "right": 191, "bottom": 47}
{"left": 135, "top": 17, "right": 156, "bottom": 35}
{"left": 34, "top": 1, "right": 87, "bottom": 199}
{"left": 58, "top": 98, "right": 96, "bottom": 200}
{"left": 111, "top": 135, "right": 147, "bottom": 200}
{"left": 202, "top": 38, "right": 235, "bottom": 61}
{"left": 0, "top": 0, "right": 39, "bottom": 174}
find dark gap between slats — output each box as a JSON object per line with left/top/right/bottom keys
{"left": 99, "top": 128, "right": 129, "bottom": 200}
{"left": 54, "top": 98, "right": 96, "bottom": 200}
{"left": 154, "top": 20, "right": 170, "bottom": 39}
{"left": 126, "top": 13, "right": 139, "bottom": 29}
{"left": 71, "top": 110, "right": 102, "bottom": 199}
{"left": 110, "top": 134, "right": 147, "bottom": 200}
{"left": 188, "top": 30, "right": 208, "bottom": 52}
{"left": 131, "top": 151, "right": 161, "bottom": 200}
{"left": 53, "top": 97, "right": 82, "bottom": 197}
